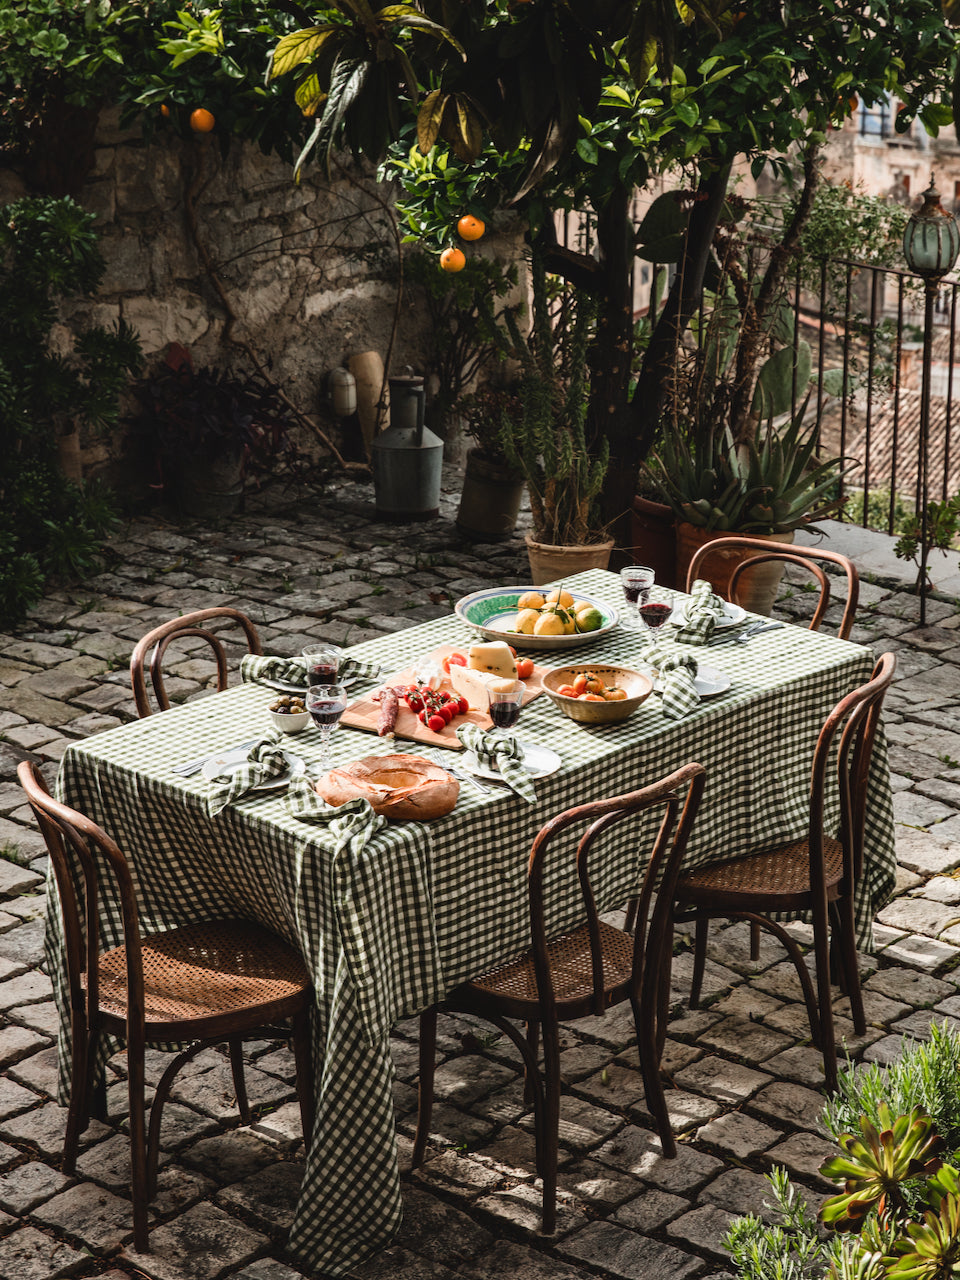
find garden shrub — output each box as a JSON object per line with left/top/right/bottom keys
{"left": 0, "top": 195, "right": 142, "bottom": 629}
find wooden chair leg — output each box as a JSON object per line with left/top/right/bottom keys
{"left": 632, "top": 989, "right": 676, "bottom": 1159}
{"left": 812, "top": 900, "right": 838, "bottom": 1094}
{"left": 63, "top": 1013, "right": 91, "bottom": 1175}
{"left": 833, "top": 897, "right": 866, "bottom": 1035}
{"left": 689, "top": 917, "right": 708, "bottom": 1008}
{"left": 412, "top": 1008, "right": 437, "bottom": 1169}
{"left": 750, "top": 920, "right": 760, "bottom": 962}
{"left": 291, "top": 1010, "right": 315, "bottom": 1148}
{"left": 523, "top": 1020, "right": 540, "bottom": 1108}
{"left": 539, "top": 1020, "right": 561, "bottom": 1235}
{"left": 127, "top": 1034, "right": 151, "bottom": 1253}
{"left": 228, "top": 1036, "right": 251, "bottom": 1125}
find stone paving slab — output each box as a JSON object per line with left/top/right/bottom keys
{"left": 0, "top": 476, "right": 960, "bottom": 1278}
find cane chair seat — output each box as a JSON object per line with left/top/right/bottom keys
{"left": 464, "top": 921, "right": 635, "bottom": 1019}
{"left": 91, "top": 920, "right": 311, "bottom": 1028}
{"left": 677, "top": 836, "right": 844, "bottom": 911}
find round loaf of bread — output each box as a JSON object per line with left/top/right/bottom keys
{"left": 314, "top": 753, "right": 459, "bottom": 821}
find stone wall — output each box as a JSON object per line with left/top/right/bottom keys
{"left": 0, "top": 106, "right": 502, "bottom": 482}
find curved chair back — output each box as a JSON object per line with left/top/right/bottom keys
{"left": 130, "top": 606, "right": 262, "bottom": 717}
{"left": 527, "top": 763, "right": 706, "bottom": 1025}
{"left": 685, "top": 537, "right": 859, "bottom": 639}
{"left": 17, "top": 762, "right": 145, "bottom": 1037}
{"left": 809, "top": 651, "right": 896, "bottom": 895}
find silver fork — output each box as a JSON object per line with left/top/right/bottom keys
{"left": 732, "top": 621, "right": 785, "bottom": 644}
{"left": 428, "top": 749, "right": 496, "bottom": 796}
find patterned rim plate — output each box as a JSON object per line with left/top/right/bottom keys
{"left": 667, "top": 601, "right": 746, "bottom": 630}
{"left": 454, "top": 587, "right": 618, "bottom": 651}
{"left": 201, "top": 749, "right": 306, "bottom": 791}
{"left": 461, "top": 740, "right": 562, "bottom": 781}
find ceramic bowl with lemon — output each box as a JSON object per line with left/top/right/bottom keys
{"left": 542, "top": 664, "right": 654, "bottom": 724}
{"left": 454, "top": 586, "right": 618, "bottom": 651}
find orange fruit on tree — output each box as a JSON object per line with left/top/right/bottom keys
{"left": 439, "top": 246, "right": 466, "bottom": 273}
{"left": 160, "top": 103, "right": 171, "bottom": 118}
{"left": 457, "top": 214, "right": 485, "bottom": 242}
{"left": 190, "top": 107, "right": 215, "bottom": 133}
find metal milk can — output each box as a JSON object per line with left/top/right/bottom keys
{"left": 372, "top": 372, "right": 443, "bottom": 520}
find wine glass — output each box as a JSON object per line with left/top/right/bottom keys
{"left": 620, "top": 566, "right": 655, "bottom": 627}
{"left": 487, "top": 687, "right": 524, "bottom": 738}
{"left": 638, "top": 591, "right": 673, "bottom": 634}
{"left": 307, "top": 684, "right": 349, "bottom": 773}
{"left": 302, "top": 644, "right": 342, "bottom": 688}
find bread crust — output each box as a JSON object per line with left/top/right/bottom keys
{"left": 315, "top": 753, "right": 460, "bottom": 820}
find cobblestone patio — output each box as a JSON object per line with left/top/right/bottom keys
{"left": 2, "top": 470, "right": 960, "bottom": 1280}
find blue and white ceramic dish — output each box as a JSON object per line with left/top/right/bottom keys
{"left": 453, "top": 586, "right": 619, "bottom": 651}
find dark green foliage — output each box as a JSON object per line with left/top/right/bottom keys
{"left": 0, "top": 195, "right": 142, "bottom": 629}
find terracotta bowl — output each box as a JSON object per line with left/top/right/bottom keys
{"left": 542, "top": 664, "right": 654, "bottom": 724}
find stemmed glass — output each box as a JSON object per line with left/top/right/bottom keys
{"left": 302, "top": 644, "right": 342, "bottom": 688}
{"left": 307, "top": 683, "right": 349, "bottom": 773}
{"left": 620, "top": 566, "right": 655, "bottom": 628}
{"left": 487, "top": 687, "right": 524, "bottom": 738}
{"left": 638, "top": 591, "right": 673, "bottom": 633}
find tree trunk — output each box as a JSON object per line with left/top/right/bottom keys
{"left": 631, "top": 160, "right": 734, "bottom": 468}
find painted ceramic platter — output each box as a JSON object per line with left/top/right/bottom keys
{"left": 460, "top": 740, "right": 562, "bottom": 781}
{"left": 454, "top": 587, "right": 618, "bottom": 651}
{"left": 654, "top": 665, "right": 732, "bottom": 698}
{"left": 667, "top": 601, "right": 746, "bottom": 630}
{"left": 201, "top": 749, "right": 306, "bottom": 791}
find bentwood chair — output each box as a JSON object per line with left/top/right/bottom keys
{"left": 18, "top": 761, "right": 314, "bottom": 1252}
{"left": 130, "top": 606, "right": 262, "bottom": 717}
{"left": 686, "top": 537, "right": 860, "bottom": 640}
{"left": 412, "top": 763, "right": 706, "bottom": 1233}
{"left": 670, "top": 652, "right": 896, "bottom": 1093}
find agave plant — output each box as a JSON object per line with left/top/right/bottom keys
{"left": 648, "top": 403, "right": 849, "bottom": 535}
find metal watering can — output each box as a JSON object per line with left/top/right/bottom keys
{"left": 372, "top": 372, "right": 443, "bottom": 521}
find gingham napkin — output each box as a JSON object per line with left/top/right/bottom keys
{"left": 667, "top": 578, "right": 728, "bottom": 644}
{"left": 206, "top": 734, "right": 289, "bottom": 816}
{"left": 240, "top": 654, "right": 382, "bottom": 689}
{"left": 287, "top": 779, "right": 387, "bottom": 854}
{"left": 638, "top": 642, "right": 700, "bottom": 720}
{"left": 456, "top": 724, "right": 538, "bottom": 804}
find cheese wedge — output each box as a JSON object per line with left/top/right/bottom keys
{"left": 450, "top": 664, "right": 521, "bottom": 711}
{"left": 467, "top": 641, "right": 518, "bottom": 679}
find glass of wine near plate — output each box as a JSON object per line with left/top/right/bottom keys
{"left": 302, "top": 643, "right": 343, "bottom": 689}
{"left": 306, "top": 683, "right": 349, "bottom": 771}
{"left": 620, "top": 565, "right": 655, "bottom": 628}
{"left": 487, "top": 686, "right": 523, "bottom": 737}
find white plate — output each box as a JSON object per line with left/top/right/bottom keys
{"left": 668, "top": 601, "right": 746, "bottom": 630}
{"left": 201, "top": 748, "right": 305, "bottom": 791}
{"left": 654, "top": 665, "right": 731, "bottom": 698}
{"left": 261, "top": 678, "right": 306, "bottom": 695}
{"left": 461, "top": 740, "right": 562, "bottom": 781}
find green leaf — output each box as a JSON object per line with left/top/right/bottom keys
{"left": 269, "top": 28, "right": 335, "bottom": 81}
{"left": 576, "top": 137, "right": 599, "bottom": 164}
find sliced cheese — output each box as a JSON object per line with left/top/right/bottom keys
{"left": 467, "top": 641, "right": 518, "bottom": 679}
{"left": 450, "top": 664, "right": 521, "bottom": 710}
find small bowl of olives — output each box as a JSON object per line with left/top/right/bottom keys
{"left": 268, "top": 695, "right": 309, "bottom": 734}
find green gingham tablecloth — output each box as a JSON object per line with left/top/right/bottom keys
{"left": 47, "top": 569, "right": 897, "bottom": 1276}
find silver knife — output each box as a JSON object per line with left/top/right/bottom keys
{"left": 172, "top": 738, "right": 260, "bottom": 777}
{"left": 428, "top": 749, "right": 495, "bottom": 796}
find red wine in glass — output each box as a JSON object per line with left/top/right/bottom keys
{"left": 639, "top": 601, "right": 672, "bottom": 630}
{"left": 490, "top": 700, "right": 522, "bottom": 729}
{"left": 308, "top": 700, "right": 344, "bottom": 725}
{"left": 307, "top": 662, "right": 338, "bottom": 687}
{"left": 307, "top": 684, "right": 349, "bottom": 771}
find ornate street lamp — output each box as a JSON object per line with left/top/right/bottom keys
{"left": 902, "top": 174, "right": 960, "bottom": 624}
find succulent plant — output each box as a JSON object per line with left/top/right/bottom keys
{"left": 647, "top": 403, "right": 848, "bottom": 535}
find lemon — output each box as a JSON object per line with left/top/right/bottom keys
{"left": 515, "top": 608, "right": 540, "bottom": 635}
{"left": 533, "top": 611, "right": 565, "bottom": 636}
{"left": 575, "top": 606, "right": 604, "bottom": 633}
{"left": 545, "top": 589, "right": 575, "bottom": 609}
{"left": 517, "top": 591, "right": 545, "bottom": 611}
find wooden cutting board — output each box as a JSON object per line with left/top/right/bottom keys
{"left": 342, "top": 645, "right": 547, "bottom": 750}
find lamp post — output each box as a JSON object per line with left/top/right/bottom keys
{"left": 902, "top": 173, "right": 960, "bottom": 624}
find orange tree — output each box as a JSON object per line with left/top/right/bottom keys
{"left": 265, "top": 0, "right": 958, "bottom": 540}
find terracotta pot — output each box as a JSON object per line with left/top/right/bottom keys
{"left": 456, "top": 449, "right": 525, "bottom": 541}
{"left": 628, "top": 496, "right": 678, "bottom": 589}
{"left": 675, "top": 524, "right": 795, "bottom": 616}
{"left": 525, "top": 533, "right": 615, "bottom": 587}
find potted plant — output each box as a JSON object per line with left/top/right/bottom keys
{"left": 497, "top": 257, "right": 612, "bottom": 584}
{"left": 126, "top": 344, "right": 298, "bottom": 517}
{"left": 455, "top": 386, "right": 527, "bottom": 540}
{"left": 647, "top": 407, "right": 848, "bottom": 613}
